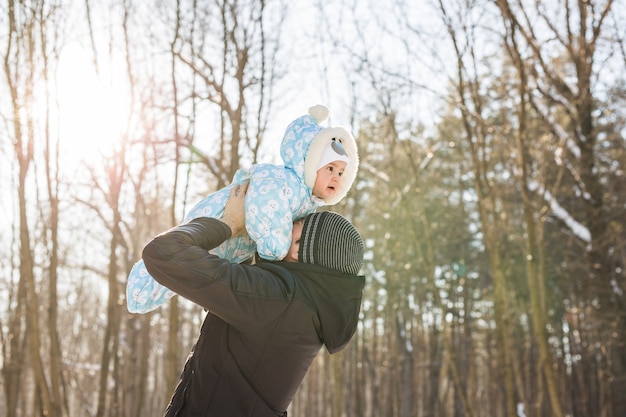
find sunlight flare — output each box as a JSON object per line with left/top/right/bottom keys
{"left": 55, "top": 44, "right": 130, "bottom": 169}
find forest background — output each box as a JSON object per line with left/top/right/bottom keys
{"left": 1, "top": 1, "right": 625, "bottom": 416}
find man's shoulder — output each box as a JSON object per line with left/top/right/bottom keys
{"left": 253, "top": 262, "right": 310, "bottom": 290}
{"left": 254, "top": 260, "right": 295, "bottom": 276}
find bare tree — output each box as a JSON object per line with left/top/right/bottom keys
{"left": 2, "top": 1, "right": 66, "bottom": 416}
{"left": 428, "top": 2, "right": 519, "bottom": 414}
{"left": 170, "top": 0, "right": 287, "bottom": 187}
{"left": 495, "top": 8, "right": 567, "bottom": 416}
{"left": 495, "top": 1, "right": 625, "bottom": 415}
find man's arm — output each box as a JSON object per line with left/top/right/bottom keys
{"left": 141, "top": 182, "right": 245, "bottom": 300}
{"left": 142, "top": 184, "right": 294, "bottom": 328}
{"left": 128, "top": 183, "right": 250, "bottom": 314}
{"left": 141, "top": 217, "right": 234, "bottom": 301}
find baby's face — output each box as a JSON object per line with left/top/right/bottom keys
{"left": 312, "top": 161, "right": 346, "bottom": 201}
{"left": 284, "top": 220, "right": 304, "bottom": 262}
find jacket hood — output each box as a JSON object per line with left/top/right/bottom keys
{"left": 280, "top": 105, "right": 359, "bottom": 205}
{"left": 280, "top": 262, "right": 365, "bottom": 353}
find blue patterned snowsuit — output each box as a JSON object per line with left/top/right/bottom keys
{"left": 126, "top": 109, "right": 348, "bottom": 313}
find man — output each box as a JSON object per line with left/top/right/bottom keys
{"left": 142, "top": 183, "right": 366, "bottom": 416}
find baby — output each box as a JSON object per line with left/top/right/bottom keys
{"left": 127, "top": 105, "right": 359, "bottom": 313}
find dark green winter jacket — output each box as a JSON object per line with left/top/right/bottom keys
{"left": 142, "top": 217, "right": 365, "bottom": 417}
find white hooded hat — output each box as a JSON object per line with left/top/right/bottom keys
{"left": 302, "top": 106, "right": 359, "bottom": 205}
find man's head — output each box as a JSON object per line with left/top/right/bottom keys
{"left": 284, "top": 218, "right": 305, "bottom": 263}
{"left": 296, "top": 212, "right": 364, "bottom": 275}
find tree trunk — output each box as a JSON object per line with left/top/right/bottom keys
{"left": 96, "top": 228, "right": 122, "bottom": 417}
{"left": 500, "top": 15, "right": 566, "bottom": 415}
{"left": 95, "top": 154, "right": 126, "bottom": 417}
{"left": 43, "top": 41, "right": 67, "bottom": 417}
{"left": 5, "top": 1, "right": 56, "bottom": 415}
{"left": 2, "top": 262, "right": 28, "bottom": 417}
{"left": 166, "top": 298, "right": 180, "bottom": 400}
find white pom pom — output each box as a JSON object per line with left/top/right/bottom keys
{"left": 308, "top": 105, "right": 329, "bottom": 123}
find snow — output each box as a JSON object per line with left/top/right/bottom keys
{"left": 527, "top": 180, "right": 591, "bottom": 243}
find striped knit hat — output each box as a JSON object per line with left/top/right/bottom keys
{"left": 299, "top": 212, "right": 364, "bottom": 276}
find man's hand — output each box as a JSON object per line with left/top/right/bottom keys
{"left": 221, "top": 182, "right": 248, "bottom": 237}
